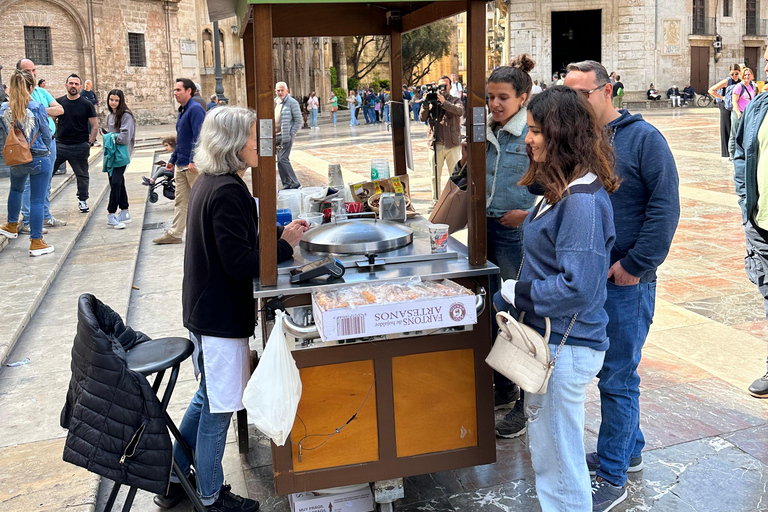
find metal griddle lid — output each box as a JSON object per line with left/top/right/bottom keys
{"left": 301, "top": 219, "right": 412, "bottom": 246}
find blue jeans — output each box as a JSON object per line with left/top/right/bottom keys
{"left": 21, "top": 138, "right": 55, "bottom": 223}
{"left": 384, "top": 104, "right": 390, "bottom": 123}
{"left": 527, "top": 344, "right": 605, "bottom": 512}
{"left": 332, "top": 110, "right": 337, "bottom": 124}
{"left": 350, "top": 108, "right": 358, "bottom": 126}
{"left": 363, "top": 105, "right": 372, "bottom": 123}
{"left": 310, "top": 108, "right": 318, "bottom": 127}
{"left": 173, "top": 344, "right": 232, "bottom": 505}
{"left": 412, "top": 103, "right": 421, "bottom": 122}
{"left": 9, "top": 157, "right": 52, "bottom": 240}
{"left": 596, "top": 281, "right": 656, "bottom": 487}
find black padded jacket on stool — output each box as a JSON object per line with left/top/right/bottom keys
{"left": 60, "top": 294, "right": 172, "bottom": 495}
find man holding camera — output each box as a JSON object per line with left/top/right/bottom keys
{"left": 420, "top": 75, "right": 464, "bottom": 209}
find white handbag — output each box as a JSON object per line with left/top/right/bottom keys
{"left": 486, "top": 311, "right": 576, "bottom": 395}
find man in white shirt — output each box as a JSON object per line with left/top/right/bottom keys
{"left": 449, "top": 73, "right": 464, "bottom": 98}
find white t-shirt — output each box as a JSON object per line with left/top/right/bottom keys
{"left": 450, "top": 82, "right": 464, "bottom": 98}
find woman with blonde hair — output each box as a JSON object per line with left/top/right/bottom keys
{"left": 731, "top": 67, "right": 757, "bottom": 157}
{"left": 0, "top": 69, "right": 53, "bottom": 256}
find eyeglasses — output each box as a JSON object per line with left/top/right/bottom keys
{"left": 577, "top": 83, "right": 607, "bottom": 98}
{"left": 732, "top": 72, "right": 741, "bottom": 76}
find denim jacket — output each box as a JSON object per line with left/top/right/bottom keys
{"left": 734, "top": 92, "right": 768, "bottom": 224}
{"left": 0, "top": 100, "right": 52, "bottom": 159}
{"left": 486, "top": 107, "right": 536, "bottom": 217}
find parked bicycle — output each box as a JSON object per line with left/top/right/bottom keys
{"left": 696, "top": 92, "right": 714, "bottom": 108}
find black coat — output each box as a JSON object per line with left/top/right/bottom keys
{"left": 183, "top": 172, "right": 293, "bottom": 338}
{"left": 61, "top": 294, "right": 171, "bottom": 495}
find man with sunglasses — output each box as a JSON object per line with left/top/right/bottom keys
{"left": 564, "top": 61, "right": 680, "bottom": 512}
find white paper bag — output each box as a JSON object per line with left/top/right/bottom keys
{"left": 242, "top": 310, "right": 302, "bottom": 446}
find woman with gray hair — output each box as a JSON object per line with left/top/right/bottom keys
{"left": 154, "top": 106, "right": 307, "bottom": 511}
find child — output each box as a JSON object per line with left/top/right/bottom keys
{"left": 142, "top": 135, "right": 176, "bottom": 185}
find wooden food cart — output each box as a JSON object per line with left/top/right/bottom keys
{"left": 207, "top": 0, "right": 496, "bottom": 499}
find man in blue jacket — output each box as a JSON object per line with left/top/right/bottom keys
{"left": 565, "top": 61, "right": 680, "bottom": 512}
{"left": 734, "top": 46, "right": 768, "bottom": 401}
{"left": 153, "top": 78, "right": 205, "bottom": 245}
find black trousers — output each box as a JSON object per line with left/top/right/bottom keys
{"left": 54, "top": 142, "right": 91, "bottom": 200}
{"left": 108, "top": 165, "right": 129, "bottom": 214}
{"left": 719, "top": 102, "right": 731, "bottom": 158}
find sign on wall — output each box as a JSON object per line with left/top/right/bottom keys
{"left": 180, "top": 39, "right": 197, "bottom": 68}
{"left": 663, "top": 20, "right": 681, "bottom": 55}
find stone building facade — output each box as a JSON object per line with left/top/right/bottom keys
{"left": 506, "top": 0, "right": 768, "bottom": 97}
{"left": 0, "top": 0, "right": 248, "bottom": 125}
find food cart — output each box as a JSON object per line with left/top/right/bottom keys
{"left": 207, "top": 0, "right": 496, "bottom": 503}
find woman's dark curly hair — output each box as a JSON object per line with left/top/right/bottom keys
{"left": 519, "top": 86, "right": 618, "bottom": 204}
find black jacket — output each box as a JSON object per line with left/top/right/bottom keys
{"left": 61, "top": 294, "right": 171, "bottom": 495}
{"left": 183, "top": 172, "right": 294, "bottom": 338}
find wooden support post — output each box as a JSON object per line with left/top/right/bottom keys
{"left": 254, "top": 5, "right": 278, "bottom": 286}
{"left": 243, "top": 19, "right": 256, "bottom": 111}
{"left": 466, "top": 0, "right": 487, "bottom": 266}
{"left": 389, "top": 25, "right": 406, "bottom": 176}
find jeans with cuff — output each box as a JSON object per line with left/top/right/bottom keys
{"left": 21, "top": 138, "right": 55, "bottom": 223}
{"left": 9, "top": 157, "right": 52, "bottom": 240}
{"left": 527, "top": 344, "right": 605, "bottom": 512}
{"left": 595, "top": 281, "right": 656, "bottom": 487}
{"left": 172, "top": 343, "right": 232, "bottom": 506}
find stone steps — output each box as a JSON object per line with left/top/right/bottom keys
{"left": 0, "top": 153, "right": 153, "bottom": 512}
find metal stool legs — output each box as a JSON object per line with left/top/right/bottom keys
{"left": 103, "top": 363, "right": 206, "bottom": 512}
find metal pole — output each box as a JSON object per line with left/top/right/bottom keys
{"left": 213, "top": 21, "right": 228, "bottom": 103}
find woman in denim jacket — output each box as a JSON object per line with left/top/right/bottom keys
{"left": 0, "top": 69, "right": 53, "bottom": 256}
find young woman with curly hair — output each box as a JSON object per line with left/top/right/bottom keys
{"left": 494, "top": 85, "right": 618, "bottom": 512}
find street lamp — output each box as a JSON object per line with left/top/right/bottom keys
{"left": 213, "top": 21, "right": 229, "bottom": 104}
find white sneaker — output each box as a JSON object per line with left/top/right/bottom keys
{"left": 44, "top": 217, "right": 67, "bottom": 227}
{"left": 117, "top": 210, "right": 132, "bottom": 223}
{"left": 79, "top": 201, "right": 89, "bottom": 213}
{"left": 107, "top": 214, "right": 126, "bottom": 230}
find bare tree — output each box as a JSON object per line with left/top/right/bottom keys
{"left": 347, "top": 36, "right": 390, "bottom": 82}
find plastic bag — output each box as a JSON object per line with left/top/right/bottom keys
{"left": 242, "top": 310, "right": 302, "bottom": 446}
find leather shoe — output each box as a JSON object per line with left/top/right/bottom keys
{"left": 153, "top": 233, "right": 182, "bottom": 245}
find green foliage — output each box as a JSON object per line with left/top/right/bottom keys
{"left": 330, "top": 67, "right": 338, "bottom": 88}
{"left": 402, "top": 19, "right": 454, "bottom": 86}
{"left": 379, "top": 79, "right": 391, "bottom": 89}
{"left": 369, "top": 79, "right": 383, "bottom": 92}
{"left": 347, "top": 77, "right": 360, "bottom": 91}
{"left": 333, "top": 87, "right": 348, "bottom": 109}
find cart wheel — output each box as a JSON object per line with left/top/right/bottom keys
{"left": 148, "top": 191, "right": 159, "bottom": 203}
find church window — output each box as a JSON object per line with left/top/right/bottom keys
{"left": 24, "top": 27, "right": 52, "bottom": 66}
{"left": 128, "top": 33, "right": 146, "bottom": 67}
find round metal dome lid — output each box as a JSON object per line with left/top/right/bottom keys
{"left": 300, "top": 219, "right": 413, "bottom": 255}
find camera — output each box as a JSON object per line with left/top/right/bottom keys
{"left": 423, "top": 83, "right": 448, "bottom": 104}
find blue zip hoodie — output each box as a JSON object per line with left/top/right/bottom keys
{"left": 607, "top": 110, "right": 680, "bottom": 282}
{"left": 169, "top": 100, "right": 205, "bottom": 167}
{"left": 513, "top": 179, "right": 616, "bottom": 351}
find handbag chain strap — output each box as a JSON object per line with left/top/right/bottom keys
{"left": 515, "top": 251, "right": 578, "bottom": 369}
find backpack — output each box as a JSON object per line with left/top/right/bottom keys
{"left": 724, "top": 82, "right": 752, "bottom": 111}
{"left": 2, "top": 123, "right": 37, "bottom": 166}
{"left": 616, "top": 87, "right": 625, "bottom": 97}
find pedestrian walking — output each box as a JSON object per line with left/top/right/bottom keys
{"left": 329, "top": 91, "right": 338, "bottom": 125}
{"left": 153, "top": 78, "right": 205, "bottom": 245}
{"left": 53, "top": 73, "right": 98, "bottom": 213}
{"left": 411, "top": 88, "right": 422, "bottom": 123}
{"left": 153, "top": 107, "right": 307, "bottom": 511}
{"left": 16, "top": 59, "right": 66, "bottom": 230}
{"left": 709, "top": 64, "right": 742, "bottom": 159}
{"left": 383, "top": 87, "right": 391, "bottom": 123}
{"left": 355, "top": 90, "right": 363, "bottom": 123}
{"left": 104, "top": 89, "right": 135, "bottom": 230}
{"left": 192, "top": 82, "right": 208, "bottom": 112}
{"left": 308, "top": 91, "right": 319, "bottom": 128}
{"left": 374, "top": 92, "right": 381, "bottom": 123}
{"left": 402, "top": 85, "right": 412, "bottom": 119}
{"left": 0, "top": 69, "right": 55, "bottom": 256}
{"left": 274, "top": 81, "right": 302, "bottom": 189}
{"left": 420, "top": 75, "right": 464, "bottom": 209}
{"left": 495, "top": 85, "right": 619, "bottom": 512}
{"left": 734, "top": 47, "right": 768, "bottom": 399}
{"left": 564, "top": 60, "right": 680, "bottom": 512}
{"left": 81, "top": 80, "right": 99, "bottom": 107}
{"left": 347, "top": 90, "right": 358, "bottom": 126}
{"left": 207, "top": 94, "right": 218, "bottom": 111}
{"left": 612, "top": 74, "right": 624, "bottom": 108}
{"left": 731, "top": 67, "right": 757, "bottom": 158}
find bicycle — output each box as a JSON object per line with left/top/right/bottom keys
{"left": 696, "top": 92, "right": 714, "bottom": 108}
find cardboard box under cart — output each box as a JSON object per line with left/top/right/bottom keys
{"left": 312, "top": 286, "right": 478, "bottom": 342}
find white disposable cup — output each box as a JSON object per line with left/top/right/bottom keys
{"left": 429, "top": 223, "right": 449, "bottom": 253}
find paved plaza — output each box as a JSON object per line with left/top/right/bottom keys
{"left": 0, "top": 107, "right": 767, "bottom": 512}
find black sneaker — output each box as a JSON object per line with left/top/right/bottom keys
{"left": 495, "top": 398, "right": 526, "bottom": 439}
{"left": 749, "top": 373, "right": 768, "bottom": 398}
{"left": 494, "top": 384, "right": 520, "bottom": 410}
{"left": 207, "top": 484, "right": 259, "bottom": 512}
{"left": 591, "top": 477, "right": 627, "bottom": 512}
{"left": 154, "top": 473, "right": 196, "bottom": 509}
{"left": 586, "top": 452, "right": 643, "bottom": 476}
